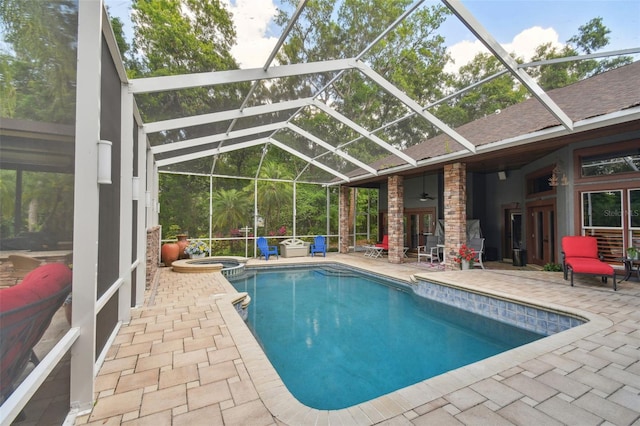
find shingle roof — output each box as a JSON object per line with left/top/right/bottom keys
{"left": 369, "top": 61, "right": 640, "bottom": 172}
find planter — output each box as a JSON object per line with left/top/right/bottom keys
{"left": 461, "top": 260, "right": 471, "bottom": 270}
{"left": 190, "top": 253, "right": 206, "bottom": 259}
{"left": 161, "top": 242, "right": 180, "bottom": 266}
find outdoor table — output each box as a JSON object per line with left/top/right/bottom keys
{"left": 618, "top": 258, "right": 640, "bottom": 281}
{"left": 364, "top": 245, "right": 385, "bottom": 258}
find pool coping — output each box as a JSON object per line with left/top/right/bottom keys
{"left": 214, "top": 260, "right": 613, "bottom": 425}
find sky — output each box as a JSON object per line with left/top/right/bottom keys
{"left": 105, "top": 0, "right": 640, "bottom": 72}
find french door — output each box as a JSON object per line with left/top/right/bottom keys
{"left": 403, "top": 208, "right": 436, "bottom": 250}
{"left": 527, "top": 203, "right": 556, "bottom": 266}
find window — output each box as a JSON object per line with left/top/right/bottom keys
{"left": 582, "top": 191, "right": 623, "bottom": 228}
{"left": 629, "top": 189, "right": 640, "bottom": 250}
{"left": 581, "top": 150, "right": 640, "bottom": 178}
{"left": 526, "top": 166, "right": 555, "bottom": 197}
{"left": 581, "top": 190, "right": 623, "bottom": 263}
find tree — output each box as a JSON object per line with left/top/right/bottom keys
{"left": 158, "top": 173, "right": 209, "bottom": 237}
{"left": 253, "top": 163, "right": 293, "bottom": 234}
{"left": 126, "top": 0, "right": 246, "bottom": 234}
{"left": 271, "top": 0, "right": 453, "bottom": 162}
{"left": 529, "top": 18, "right": 632, "bottom": 90}
{"left": 0, "top": 0, "right": 78, "bottom": 123}
{"left": 210, "top": 188, "right": 252, "bottom": 235}
{"left": 437, "top": 53, "right": 527, "bottom": 128}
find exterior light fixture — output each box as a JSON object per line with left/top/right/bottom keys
{"left": 548, "top": 162, "right": 569, "bottom": 187}
{"left": 132, "top": 176, "right": 140, "bottom": 200}
{"left": 97, "top": 140, "right": 112, "bottom": 184}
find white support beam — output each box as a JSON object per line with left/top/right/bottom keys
{"left": 287, "top": 123, "right": 378, "bottom": 175}
{"left": 71, "top": 0, "right": 101, "bottom": 413}
{"left": 119, "top": 85, "right": 133, "bottom": 323}
{"left": 311, "top": 100, "right": 417, "bottom": 167}
{"left": 151, "top": 122, "right": 287, "bottom": 154}
{"left": 130, "top": 58, "right": 358, "bottom": 94}
{"left": 354, "top": 60, "right": 477, "bottom": 153}
{"left": 155, "top": 138, "right": 269, "bottom": 167}
{"left": 269, "top": 138, "right": 351, "bottom": 182}
{"left": 442, "top": 0, "right": 574, "bottom": 131}
{"left": 144, "top": 97, "right": 313, "bottom": 134}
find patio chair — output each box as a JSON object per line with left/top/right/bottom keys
{"left": 417, "top": 235, "right": 440, "bottom": 263}
{"left": 310, "top": 236, "right": 327, "bottom": 257}
{"left": 468, "top": 237, "right": 485, "bottom": 269}
{"left": 375, "top": 235, "right": 389, "bottom": 252}
{"left": 0, "top": 263, "right": 72, "bottom": 402}
{"left": 257, "top": 237, "right": 279, "bottom": 261}
{"left": 562, "top": 236, "right": 616, "bottom": 290}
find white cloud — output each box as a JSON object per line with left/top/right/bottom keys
{"left": 223, "top": 0, "right": 280, "bottom": 69}
{"left": 444, "top": 26, "right": 564, "bottom": 74}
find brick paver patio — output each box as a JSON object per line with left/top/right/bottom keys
{"left": 76, "top": 254, "right": 640, "bottom": 425}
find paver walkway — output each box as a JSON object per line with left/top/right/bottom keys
{"left": 76, "top": 254, "right": 640, "bottom": 425}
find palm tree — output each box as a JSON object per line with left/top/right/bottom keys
{"left": 254, "top": 162, "right": 293, "bottom": 233}
{"left": 211, "top": 188, "right": 251, "bottom": 235}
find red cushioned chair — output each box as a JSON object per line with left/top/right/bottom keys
{"left": 561, "top": 236, "right": 616, "bottom": 291}
{"left": 0, "top": 263, "right": 72, "bottom": 402}
{"left": 375, "top": 235, "right": 389, "bottom": 251}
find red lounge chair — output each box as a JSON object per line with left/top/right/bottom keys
{"left": 0, "top": 263, "right": 72, "bottom": 402}
{"left": 375, "top": 235, "right": 389, "bottom": 251}
{"left": 561, "top": 236, "right": 616, "bottom": 291}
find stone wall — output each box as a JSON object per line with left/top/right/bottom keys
{"left": 146, "top": 225, "right": 161, "bottom": 290}
{"left": 444, "top": 163, "right": 467, "bottom": 270}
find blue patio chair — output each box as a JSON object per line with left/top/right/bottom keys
{"left": 310, "top": 235, "right": 327, "bottom": 257}
{"left": 257, "top": 237, "right": 279, "bottom": 260}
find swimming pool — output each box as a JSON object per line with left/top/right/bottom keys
{"left": 229, "top": 265, "right": 548, "bottom": 410}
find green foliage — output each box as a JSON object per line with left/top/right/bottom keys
{"left": 529, "top": 18, "right": 632, "bottom": 90}
{"left": 0, "top": 170, "right": 73, "bottom": 239}
{"left": 0, "top": 0, "right": 78, "bottom": 123}
{"left": 438, "top": 53, "right": 527, "bottom": 128}
{"left": 159, "top": 174, "right": 210, "bottom": 238}
{"left": 543, "top": 262, "right": 563, "bottom": 272}
{"left": 273, "top": 0, "right": 452, "bottom": 153}
{"left": 211, "top": 188, "right": 252, "bottom": 235}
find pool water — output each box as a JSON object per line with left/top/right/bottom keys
{"left": 229, "top": 266, "right": 543, "bottom": 410}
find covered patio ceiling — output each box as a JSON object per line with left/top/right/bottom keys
{"left": 128, "top": 0, "right": 640, "bottom": 187}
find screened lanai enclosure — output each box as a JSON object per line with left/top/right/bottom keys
{"left": 1, "top": 0, "right": 639, "bottom": 424}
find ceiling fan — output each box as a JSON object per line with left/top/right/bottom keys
{"left": 419, "top": 174, "right": 434, "bottom": 201}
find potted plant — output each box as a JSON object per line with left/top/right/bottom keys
{"left": 627, "top": 246, "right": 638, "bottom": 260}
{"left": 184, "top": 240, "right": 210, "bottom": 259}
{"left": 454, "top": 244, "right": 476, "bottom": 270}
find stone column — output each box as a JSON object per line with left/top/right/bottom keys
{"left": 339, "top": 185, "right": 350, "bottom": 253}
{"left": 444, "top": 163, "right": 466, "bottom": 270}
{"left": 146, "top": 225, "right": 160, "bottom": 288}
{"left": 387, "top": 175, "right": 404, "bottom": 264}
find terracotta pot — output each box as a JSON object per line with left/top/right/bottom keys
{"left": 176, "top": 234, "right": 189, "bottom": 259}
{"left": 161, "top": 242, "right": 180, "bottom": 266}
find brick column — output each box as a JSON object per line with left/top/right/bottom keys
{"left": 146, "top": 225, "right": 160, "bottom": 288}
{"left": 444, "top": 163, "right": 466, "bottom": 270}
{"left": 338, "top": 186, "right": 350, "bottom": 253}
{"left": 387, "top": 175, "right": 404, "bottom": 264}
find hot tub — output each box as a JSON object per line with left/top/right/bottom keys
{"left": 171, "top": 256, "right": 246, "bottom": 277}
